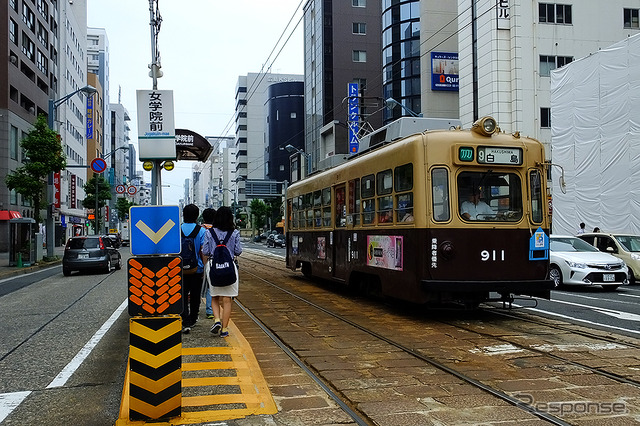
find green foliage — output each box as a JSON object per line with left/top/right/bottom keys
{"left": 115, "top": 197, "right": 135, "bottom": 221}
{"left": 5, "top": 115, "right": 66, "bottom": 226}
{"left": 249, "top": 199, "right": 269, "bottom": 230}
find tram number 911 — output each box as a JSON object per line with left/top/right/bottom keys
{"left": 481, "top": 249, "right": 505, "bottom": 261}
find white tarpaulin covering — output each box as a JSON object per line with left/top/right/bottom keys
{"left": 551, "top": 33, "right": 640, "bottom": 235}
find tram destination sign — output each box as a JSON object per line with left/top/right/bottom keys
{"left": 477, "top": 146, "right": 522, "bottom": 165}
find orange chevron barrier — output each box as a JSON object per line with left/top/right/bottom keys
{"left": 127, "top": 256, "right": 183, "bottom": 316}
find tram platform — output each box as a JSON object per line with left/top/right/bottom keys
{"left": 116, "top": 306, "right": 354, "bottom": 426}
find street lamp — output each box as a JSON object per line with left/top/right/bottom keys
{"left": 46, "top": 85, "right": 98, "bottom": 258}
{"left": 385, "top": 97, "right": 422, "bottom": 118}
{"left": 284, "top": 144, "right": 311, "bottom": 179}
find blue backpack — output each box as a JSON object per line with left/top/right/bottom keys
{"left": 180, "top": 225, "right": 200, "bottom": 274}
{"left": 209, "top": 229, "right": 237, "bottom": 287}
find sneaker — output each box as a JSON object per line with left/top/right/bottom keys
{"left": 182, "top": 326, "right": 191, "bottom": 334}
{"left": 206, "top": 314, "right": 214, "bottom": 319}
{"left": 220, "top": 328, "right": 229, "bottom": 338}
{"left": 210, "top": 321, "right": 222, "bottom": 335}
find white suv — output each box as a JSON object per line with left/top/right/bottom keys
{"left": 578, "top": 233, "right": 640, "bottom": 285}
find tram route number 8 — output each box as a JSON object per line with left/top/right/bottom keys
{"left": 481, "top": 249, "right": 505, "bottom": 261}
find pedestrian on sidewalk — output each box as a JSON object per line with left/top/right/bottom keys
{"left": 202, "top": 206, "right": 242, "bottom": 337}
{"left": 200, "top": 207, "right": 216, "bottom": 320}
{"left": 180, "top": 204, "right": 207, "bottom": 334}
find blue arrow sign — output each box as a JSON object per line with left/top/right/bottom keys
{"left": 130, "top": 205, "right": 181, "bottom": 255}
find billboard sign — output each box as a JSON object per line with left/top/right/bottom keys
{"left": 431, "top": 52, "right": 459, "bottom": 91}
{"left": 348, "top": 83, "right": 359, "bottom": 154}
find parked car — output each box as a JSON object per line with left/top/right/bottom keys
{"left": 549, "top": 235, "right": 628, "bottom": 290}
{"left": 106, "top": 234, "right": 122, "bottom": 248}
{"left": 62, "top": 235, "right": 122, "bottom": 276}
{"left": 266, "top": 233, "right": 286, "bottom": 248}
{"left": 578, "top": 232, "right": 640, "bottom": 285}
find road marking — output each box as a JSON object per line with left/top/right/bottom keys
{"left": 546, "top": 298, "right": 640, "bottom": 322}
{"left": 47, "top": 299, "right": 127, "bottom": 389}
{"left": 134, "top": 219, "right": 175, "bottom": 244}
{"left": 0, "top": 391, "right": 31, "bottom": 423}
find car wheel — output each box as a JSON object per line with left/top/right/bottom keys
{"left": 115, "top": 255, "right": 122, "bottom": 270}
{"left": 63, "top": 268, "right": 71, "bottom": 276}
{"left": 629, "top": 268, "right": 636, "bottom": 285}
{"left": 103, "top": 259, "right": 111, "bottom": 274}
{"left": 549, "top": 265, "right": 563, "bottom": 288}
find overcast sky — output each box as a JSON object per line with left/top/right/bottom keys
{"left": 87, "top": 0, "right": 304, "bottom": 205}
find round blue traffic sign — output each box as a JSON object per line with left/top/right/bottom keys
{"left": 91, "top": 158, "right": 107, "bottom": 174}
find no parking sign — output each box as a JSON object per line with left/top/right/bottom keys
{"left": 127, "top": 186, "right": 137, "bottom": 196}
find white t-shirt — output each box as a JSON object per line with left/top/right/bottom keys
{"left": 461, "top": 200, "right": 495, "bottom": 220}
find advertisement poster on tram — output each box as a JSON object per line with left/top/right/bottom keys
{"left": 366, "top": 235, "right": 403, "bottom": 271}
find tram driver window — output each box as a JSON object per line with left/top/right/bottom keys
{"left": 457, "top": 171, "right": 523, "bottom": 222}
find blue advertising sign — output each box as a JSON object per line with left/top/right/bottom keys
{"left": 348, "top": 83, "right": 359, "bottom": 154}
{"left": 431, "top": 52, "right": 459, "bottom": 91}
{"left": 130, "top": 205, "right": 181, "bottom": 255}
{"left": 86, "top": 96, "right": 94, "bottom": 139}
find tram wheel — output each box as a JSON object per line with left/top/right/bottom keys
{"left": 549, "top": 266, "right": 563, "bottom": 288}
{"left": 301, "top": 262, "right": 312, "bottom": 278}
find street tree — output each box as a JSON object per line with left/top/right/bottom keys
{"left": 249, "top": 199, "right": 268, "bottom": 231}
{"left": 81, "top": 175, "right": 112, "bottom": 232}
{"left": 115, "top": 197, "right": 135, "bottom": 221}
{"left": 5, "top": 115, "right": 66, "bottom": 226}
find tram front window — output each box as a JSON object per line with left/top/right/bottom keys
{"left": 457, "top": 171, "right": 522, "bottom": 221}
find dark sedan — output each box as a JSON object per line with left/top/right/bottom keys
{"left": 266, "top": 233, "right": 286, "bottom": 248}
{"left": 62, "top": 235, "right": 122, "bottom": 276}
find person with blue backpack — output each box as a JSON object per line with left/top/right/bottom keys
{"left": 180, "top": 204, "right": 207, "bottom": 334}
{"left": 202, "top": 206, "right": 242, "bottom": 337}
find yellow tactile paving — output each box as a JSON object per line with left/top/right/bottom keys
{"left": 116, "top": 320, "right": 277, "bottom": 425}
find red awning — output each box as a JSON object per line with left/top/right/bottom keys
{"left": 0, "top": 210, "right": 22, "bottom": 220}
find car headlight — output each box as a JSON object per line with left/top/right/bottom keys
{"left": 631, "top": 253, "right": 640, "bottom": 261}
{"left": 566, "top": 260, "right": 587, "bottom": 269}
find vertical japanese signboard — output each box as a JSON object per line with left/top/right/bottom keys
{"left": 86, "top": 96, "right": 94, "bottom": 139}
{"left": 70, "top": 174, "right": 76, "bottom": 209}
{"left": 53, "top": 172, "right": 61, "bottom": 209}
{"left": 136, "top": 90, "right": 177, "bottom": 160}
{"left": 347, "top": 83, "right": 359, "bottom": 154}
{"left": 497, "top": 0, "right": 510, "bottom": 30}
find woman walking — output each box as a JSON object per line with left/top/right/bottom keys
{"left": 202, "top": 206, "right": 242, "bottom": 337}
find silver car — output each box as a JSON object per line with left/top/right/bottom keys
{"left": 549, "top": 236, "right": 628, "bottom": 290}
{"left": 62, "top": 235, "right": 122, "bottom": 276}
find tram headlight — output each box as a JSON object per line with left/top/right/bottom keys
{"left": 472, "top": 116, "right": 498, "bottom": 137}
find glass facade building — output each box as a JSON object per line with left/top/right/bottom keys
{"left": 382, "top": 0, "right": 421, "bottom": 123}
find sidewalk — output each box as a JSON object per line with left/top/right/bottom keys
{"left": 0, "top": 246, "right": 65, "bottom": 280}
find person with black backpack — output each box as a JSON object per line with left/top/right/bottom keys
{"left": 180, "top": 204, "right": 207, "bottom": 334}
{"left": 201, "top": 206, "right": 242, "bottom": 337}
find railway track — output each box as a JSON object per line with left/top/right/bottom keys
{"left": 238, "top": 251, "right": 638, "bottom": 424}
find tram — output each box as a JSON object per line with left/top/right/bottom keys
{"left": 285, "top": 117, "right": 553, "bottom": 306}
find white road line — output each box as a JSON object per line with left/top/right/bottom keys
{"left": 0, "top": 391, "right": 31, "bottom": 423}
{"left": 46, "top": 299, "right": 128, "bottom": 389}
{"left": 553, "top": 291, "right": 640, "bottom": 308}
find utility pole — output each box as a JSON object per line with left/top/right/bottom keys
{"left": 148, "top": 0, "right": 163, "bottom": 205}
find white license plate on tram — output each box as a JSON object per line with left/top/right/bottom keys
{"left": 78, "top": 253, "right": 89, "bottom": 259}
{"left": 603, "top": 273, "right": 615, "bottom": 282}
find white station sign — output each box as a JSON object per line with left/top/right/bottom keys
{"left": 136, "top": 89, "right": 177, "bottom": 160}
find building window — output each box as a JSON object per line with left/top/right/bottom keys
{"left": 37, "top": 22, "right": 48, "bottom": 47}
{"left": 10, "top": 126, "right": 19, "bottom": 160}
{"left": 22, "top": 32, "right": 35, "bottom": 61}
{"left": 36, "top": 0, "right": 48, "bottom": 20}
{"left": 539, "top": 3, "right": 572, "bottom": 24}
{"left": 36, "top": 49, "right": 47, "bottom": 74}
{"left": 540, "top": 55, "right": 573, "bottom": 77}
{"left": 352, "top": 0, "right": 366, "bottom": 7}
{"left": 352, "top": 50, "right": 367, "bottom": 63}
{"left": 353, "top": 22, "right": 366, "bottom": 34}
{"left": 540, "top": 108, "right": 551, "bottom": 128}
{"left": 624, "top": 9, "right": 640, "bottom": 29}
{"left": 22, "top": 3, "right": 35, "bottom": 32}
{"left": 10, "top": 19, "right": 17, "bottom": 45}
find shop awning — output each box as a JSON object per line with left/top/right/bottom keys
{"left": 0, "top": 210, "right": 22, "bottom": 220}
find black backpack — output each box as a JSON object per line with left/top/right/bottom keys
{"left": 180, "top": 225, "right": 200, "bottom": 274}
{"left": 209, "top": 229, "right": 237, "bottom": 287}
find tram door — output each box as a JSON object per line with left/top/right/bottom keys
{"left": 333, "top": 185, "right": 348, "bottom": 280}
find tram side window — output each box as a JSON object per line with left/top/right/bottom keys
{"left": 361, "top": 174, "right": 375, "bottom": 225}
{"left": 290, "top": 198, "right": 297, "bottom": 229}
{"left": 529, "top": 170, "right": 544, "bottom": 223}
{"left": 335, "top": 186, "right": 346, "bottom": 227}
{"left": 395, "top": 163, "right": 414, "bottom": 222}
{"left": 322, "top": 187, "right": 331, "bottom": 227}
{"left": 348, "top": 179, "right": 361, "bottom": 226}
{"left": 313, "top": 190, "right": 322, "bottom": 227}
{"left": 432, "top": 168, "right": 450, "bottom": 222}
{"left": 377, "top": 169, "right": 393, "bottom": 223}
{"left": 302, "top": 193, "right": 313, "bottom": 228}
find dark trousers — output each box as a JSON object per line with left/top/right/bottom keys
{"left": 182, "top": 271, "right": 203, "bottom": 326}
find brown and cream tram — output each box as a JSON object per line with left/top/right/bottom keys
{"left": 285, "top": 117, "right": 553, "bottom": 306}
